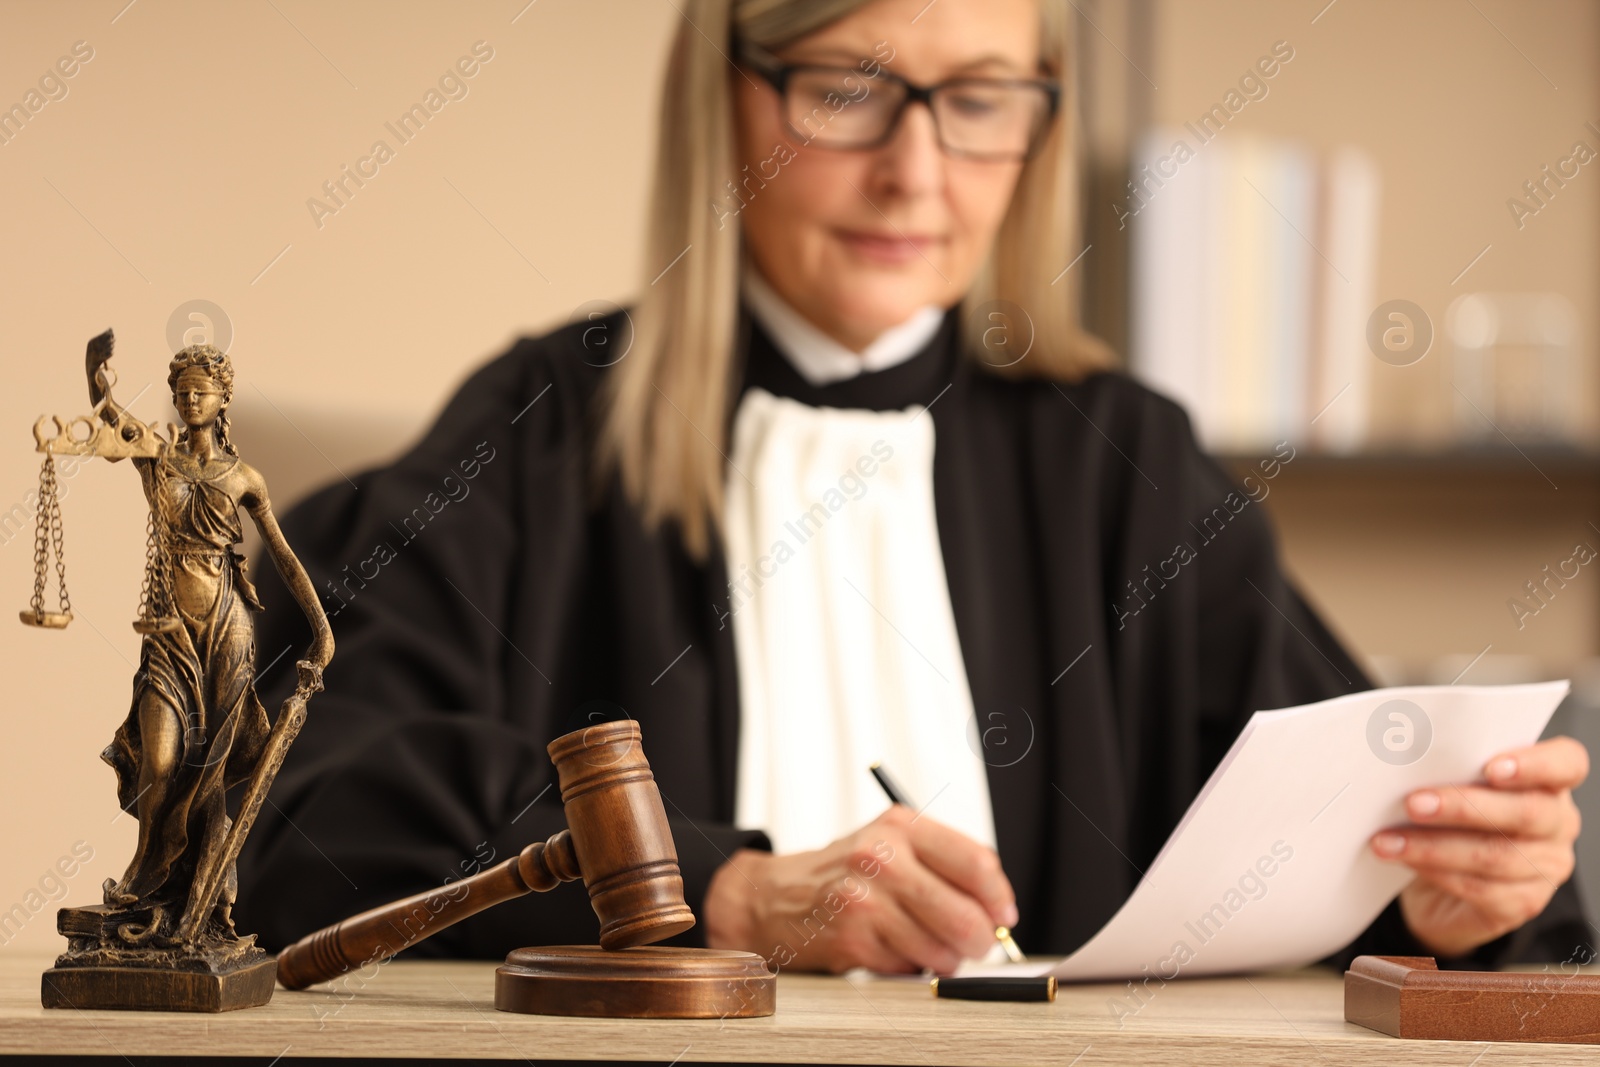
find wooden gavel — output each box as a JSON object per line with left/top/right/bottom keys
{"left": 276, "top": 719, "right": 697, "bottom": 991}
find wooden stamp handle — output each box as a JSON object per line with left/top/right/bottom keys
{"left": 276, "top": 829, "right": 580, "bottom": 991}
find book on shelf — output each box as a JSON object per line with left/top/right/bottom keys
{"left": 1128, "top": 130, "right": 1380, "bottom": 455}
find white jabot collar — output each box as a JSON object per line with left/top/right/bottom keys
{"left": 726, "top": 387, "right": 999, "bottom": 859}
{"left": 740, "top": 263, "right": 946, "bottom": 387}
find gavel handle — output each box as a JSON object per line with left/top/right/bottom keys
{"left": 276, "top": 828, "right": 581, "bottom": 991}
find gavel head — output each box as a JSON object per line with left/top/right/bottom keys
{"left": 542, "top": 719, "right": 697, "bottom": 950}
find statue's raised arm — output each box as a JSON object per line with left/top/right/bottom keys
{"left": 30, "top": 329, "right": 179, "bottom": 462}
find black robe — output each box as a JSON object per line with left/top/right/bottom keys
{"left": 235, "top": 304, "right": 1591, "bottom": 971}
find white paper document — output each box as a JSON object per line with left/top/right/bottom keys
{"left": 965, "top": 682, "right": 1569, "bottom": 982}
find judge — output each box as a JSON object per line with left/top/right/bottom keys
{"left": 237, "top": 0, "right": 1591, "bottom": 975}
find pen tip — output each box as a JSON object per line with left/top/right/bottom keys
{"left": 995, "top": 926, "right": 1026, "bottom": 963}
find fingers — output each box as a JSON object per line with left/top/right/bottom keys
{"left": 1376, "top": 742, "right": 1583, "bottom": 957}
{"left": 744, "top": 809, "right": 1022, "bottom": 975}
{"left": 1372, "top": 827, "right": 1576, "bottom": 885}
{"left": 1408, "top": 868, "right": 1553, "bottom": 928}
{"left": 858, "top": 893, "right": 964, "bottom": 974}
{"left": 1396, "top": 738, "right": 1588, "bottom": 847}
{"left": 900, "top": 808, "right": 1019, "bottom": 927}
{"left": 871, "top": 839, "right": 999, "bottom": 961}
{"left": 825, "top": 921, "right": 917, "bottom": 976}
{"left": 1482, "top": 736, "right": 1590, "bottom": 792}
{"left": 1402, "top": 783, "right": 1578, "bottom": 840}
{"left": 807, "top": 807, "right": 1016, "bottom": 971}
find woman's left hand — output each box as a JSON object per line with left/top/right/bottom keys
{"left": 1370, "top": 735, "right": 1588, "bottom": 959}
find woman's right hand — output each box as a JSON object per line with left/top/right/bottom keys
{"left": 702, "top": 805, "right": 1017, "bottom": 975}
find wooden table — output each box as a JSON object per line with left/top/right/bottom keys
{"left": 1, "top": 952, "right": 1594, "bottom": 1064}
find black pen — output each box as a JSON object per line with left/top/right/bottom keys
{"left": 932, "top": 975, "right": 1057, "bottom": 1003}
{"left": 867, "top": 762, "right": 1026, "bottom": 964}
{"left": 869, "top": 762, "right": 911, "bottom": 807}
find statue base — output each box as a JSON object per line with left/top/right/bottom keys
{"left": 43, "top": 904, "right": 276, "bottom": 1012}
{"left": 42, "top": 956, "right": 276, "bottom": 1012}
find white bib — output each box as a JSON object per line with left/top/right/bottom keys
{"left": 725, "top": 386, "right": 998, "bottom": 855}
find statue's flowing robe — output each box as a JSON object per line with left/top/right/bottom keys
{"left": 105, "top": 453, "right": 269, "bottom": 925}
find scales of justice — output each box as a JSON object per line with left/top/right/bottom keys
{"left": 22, "top": 330, "right": 775, "bottom": 1018}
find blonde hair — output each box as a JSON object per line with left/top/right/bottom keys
{"left": 597, "top": 0, "right": 1113, "bottom": 558}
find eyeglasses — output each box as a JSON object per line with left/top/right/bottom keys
{"left": 736, "top": 41, "right": 1060, "bottom": 163}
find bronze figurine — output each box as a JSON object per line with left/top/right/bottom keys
{"left": 24, "top": 329, "right": 334, "bottom": 1012}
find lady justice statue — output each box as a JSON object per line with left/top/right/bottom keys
{"left": 23, "top": 329, "right": 334, "bottom": 1012}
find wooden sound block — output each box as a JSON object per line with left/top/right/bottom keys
{"left": 495, "top": 946, "right": 775, "bottom": 1019}
{"left": 1345, "top": 955, "right": 1600, "bottom": 1043}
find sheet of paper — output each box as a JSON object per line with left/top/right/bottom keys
{"left": 1003, "top": 682, "right": 1568, "bottom": 982}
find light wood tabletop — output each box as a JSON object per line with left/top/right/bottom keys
{"left": 2, "top": 952, "right": 1596, "bottom": 1064}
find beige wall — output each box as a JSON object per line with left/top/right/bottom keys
{"left": 0, "top": 0, "right": 1596, "bottom": 956}
{"left": 0, "top": 0, "right": 675, "bottom": 954}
